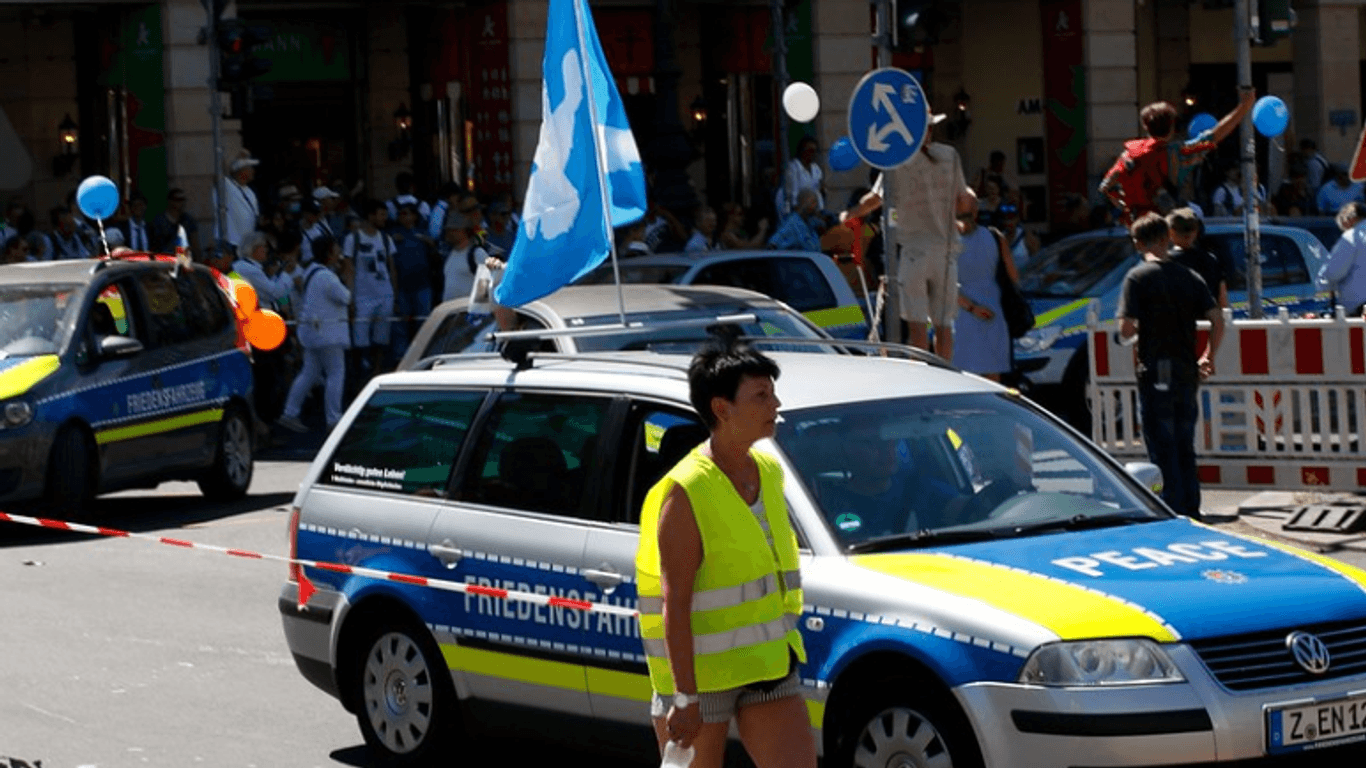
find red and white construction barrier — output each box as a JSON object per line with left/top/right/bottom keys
{"left": 0, "top": 511, "right": 637, "bottom": 618}
{"left": 1088, "top": 304, "right": 1366, "bottom": 491}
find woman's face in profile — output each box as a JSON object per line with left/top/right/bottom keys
{"left": 723, "top": 374, "right": 781, "bottom": 440}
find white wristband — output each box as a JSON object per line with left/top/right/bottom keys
{"left": 673, "top": 692, "right": 699, "bottom": 709}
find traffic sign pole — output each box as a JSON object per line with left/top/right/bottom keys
{"left": 875, "top": 0, "right": 899, "bottom": 343}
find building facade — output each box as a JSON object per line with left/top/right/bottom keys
{"left": 0, "top": 0, "right": 1363, "bottom": 241}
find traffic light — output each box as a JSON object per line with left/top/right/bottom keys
{"left": 217, "top": 21, "right": 272, "bottom": 90}
{"left": 1255, "top": 0, "right": 1293, "bottom": 46}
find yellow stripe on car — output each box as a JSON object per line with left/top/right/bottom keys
{"left": 585, "top": 667, "right": 652, "bottom": 702}
{"left": 1032, "top": 298, "right": 1090, "bottom": 329}
{"left": 854, "top": 552, "right": 1179, "bottom": 642}
{"left": 442, "top": 643, "right": 588, "bottom": 692}
{"left": 804, "top": 304, "right": 866, "bottom": 330}
{"left": 0, "top": 355, "right": 60, "bottom": 400}
{"left": 95, "top": 408, "right": 224, "bottom": 445}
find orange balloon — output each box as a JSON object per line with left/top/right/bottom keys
{"left": 234, "top": 282, "right": 259, "bottom": 315}
{"left": 245, "top": 309, "right": 287, "bottom": 351}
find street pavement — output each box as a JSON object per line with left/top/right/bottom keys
{"left": 1202, "top": 489, "right": 1366, "bottom": 571}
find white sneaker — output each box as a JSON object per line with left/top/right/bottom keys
{"left": 277, "top": 415, "right": 308, "bottom": 433}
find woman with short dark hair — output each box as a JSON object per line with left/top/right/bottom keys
{"left": 636, "top": 341, "right": 814, "bottom": 768}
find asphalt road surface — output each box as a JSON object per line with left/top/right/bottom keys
{"left": 0, "top": 462, "right": 1361, "bottom": 767}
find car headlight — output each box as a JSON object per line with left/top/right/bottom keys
{"left": 1015, "top": 325, "right": 1062, "bottom": 353}
{"left": 1018, "top": 639, "right": 1184, "bottom": 686}
{"left": 2, "top": 401, "right": 33, "bottom": 428}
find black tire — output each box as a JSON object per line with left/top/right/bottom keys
{"left": 833, "top": 677, "right": 983, "bottom": 768}
{"left": 351, "top": 620, "right": 459, "bottom": 767}
{"left": 45, "top": 425, "right": 95, "bottom": 517}
{"left": 197, "top": 407, "right": 253, "bottom": 501}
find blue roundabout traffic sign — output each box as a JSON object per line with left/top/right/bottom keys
{"left": 847, "top": 68, "right": 930, "bottom": 170}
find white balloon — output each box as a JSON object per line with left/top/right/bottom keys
{"left": 783, "top": 82, "right": 820, "bottom": 123}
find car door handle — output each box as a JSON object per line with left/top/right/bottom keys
{"left": 429, "top": 542, "right": 463, "bottom": 567}
{"left": 582, "top": 569, "right": 623, "bottom": 587}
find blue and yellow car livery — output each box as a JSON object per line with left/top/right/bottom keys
{"left": 0, "top": 259, "right": 254, "bottom": 506}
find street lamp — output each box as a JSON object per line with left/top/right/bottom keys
{"left": 54, "top": 113, "right": 79, "bottom": 176}
{"left": 389, "top": 103, "right": 412, "bottom": 161}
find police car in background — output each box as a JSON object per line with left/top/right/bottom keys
{"left": 1014, "top": 222, "right": 1330, "bottom": 428}
{"left": 0, "top": 258, "right": 254, "bottom": 513}
{"left": 281, "top": 343, "right": 1366, "bottom": 767}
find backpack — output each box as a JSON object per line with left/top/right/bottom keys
{"left": 1103, "top": 138, "right": 1172, "bottom": 220}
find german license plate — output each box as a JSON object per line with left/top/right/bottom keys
{"left": 1267, "top": 695, "right": 1366, "bottom": 754}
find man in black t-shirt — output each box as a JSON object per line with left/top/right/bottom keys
{"left": 1166, "top": 208, "right": 1228, "bottom": 309}
{"left": 1117, "top": 213, "right": 1225, "bottom": 518}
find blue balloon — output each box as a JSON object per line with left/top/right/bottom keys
{"left": 1252, "top": 95, "right": 1289, "bottom": 138}
{"left": 828, "top": 136, "right": 860, "bottom": 173}
{"left": 1187, "top": 112, "right": 1217, "bottom": 139}
{"left": 76, "top": 176, "right": 120, "bottom": 221}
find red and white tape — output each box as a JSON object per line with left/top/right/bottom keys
{"left": 0, "top": 511, "right": 637, "bottom": 618}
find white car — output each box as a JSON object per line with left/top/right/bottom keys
{"left": 280, "top": 344, "right": 1366, "bottom": 767}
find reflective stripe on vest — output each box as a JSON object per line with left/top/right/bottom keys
{"left": 637, "top": 569, "right": 799, "bottom": 615}
{"left": 641, "top": 613, "right": 798, "bottom": 658}
{"left": 635, "top": 447, "right": 806, "bottom": 694}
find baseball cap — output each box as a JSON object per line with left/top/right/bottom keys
{"left": 229, "top": 151, "right": 260, "bottom": 173}
{"left": 312, "top": 186, "right": 341, "bottom": 201}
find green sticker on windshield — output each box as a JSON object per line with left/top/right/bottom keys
{"left": 834, "top": 513, "right": 862, "bottom": 532}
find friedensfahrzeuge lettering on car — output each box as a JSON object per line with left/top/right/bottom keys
{"left": 281, "top": 344, "right": 1366, "bottom": 767}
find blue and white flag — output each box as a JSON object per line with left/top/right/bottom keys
{"left": 494, "top": 0, "right": 647, "bottom": 307}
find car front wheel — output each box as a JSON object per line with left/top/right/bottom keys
{"left": 353, "top": 623, "right": 458, "bottom": 767}
{"left": 837, "top": 681, "right": 983, "bottom": 768}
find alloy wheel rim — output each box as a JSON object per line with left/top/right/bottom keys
{"left": 853, "top": 706, "right": 953, "bottom": 768}
{"left": 363, "top": 632, "right": 435, "bottom": 755}
{"left": 223, "top": 416, "right": 251, "bottom": 487}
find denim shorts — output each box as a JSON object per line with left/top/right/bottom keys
{"left": 650, "top": 672, "right": 800, "bottom": 724}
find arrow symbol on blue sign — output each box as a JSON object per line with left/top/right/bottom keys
{"left": 865, "top": 83, "right": 914, "bottom": 152}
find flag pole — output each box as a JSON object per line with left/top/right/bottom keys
{"left": 572, "top": 0, "right": 628, "bottom": 326}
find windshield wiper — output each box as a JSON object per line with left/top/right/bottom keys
{"left": 846, "top": 528, "right": 1004, "bottom": 555}
{"left": 999, "top": 510, "right": 1155, "bottom": 538}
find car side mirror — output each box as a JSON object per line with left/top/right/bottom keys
{"left": 1124, "top": 461, "right": 1163, "bottom": 495}
{"left": 98, "top": 334, "right": 144, "bottom": 359}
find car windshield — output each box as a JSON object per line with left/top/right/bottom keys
{"left": 0, "top": 283, "right": 82, "bottom": 357}
{"left": 576, "top": 264, "right": 691, "bottom": 285}
{"left": 572, "top": 307, "right": 826, "bottom": 352}
{"left": 1018, "top": 236, "right": 1138, "bottom": 298}
{"left": 776, "top": 393, "right": 1166, "bottom": 551}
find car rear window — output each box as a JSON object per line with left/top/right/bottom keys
{"left": 322, "top": 389, "right": 486, "bottom": 497}
{"left": 694, "top": 258, "right": 837, "bottom": 312}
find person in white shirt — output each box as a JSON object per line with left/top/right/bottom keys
{"left": 783, "top": 136, "right": 825, "bottom": 215}
{"left": 1319, "top": 201, "right": 1366, "bottom": 317}
{"left": 233, "top": 231, "right": 293, "bottom": 312}
{"left": 440, "top": 212, "right": 489, "bottom": 303}
{"left": 278, "top": 235, "right": 354, "bottom": 433}
{"left": 224, "top": 150, "right": 262, "bottom": 251}
{"left": 343, "top": 200, "right": 398, "bottom": 378}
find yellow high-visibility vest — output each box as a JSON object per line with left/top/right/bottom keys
{"left": 636, "top": 447, "right": 805, "bottom": 694}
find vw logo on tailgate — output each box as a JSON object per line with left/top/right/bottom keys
{"left": 1286, "top": 631, "right": 1332, "bottom": 675}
